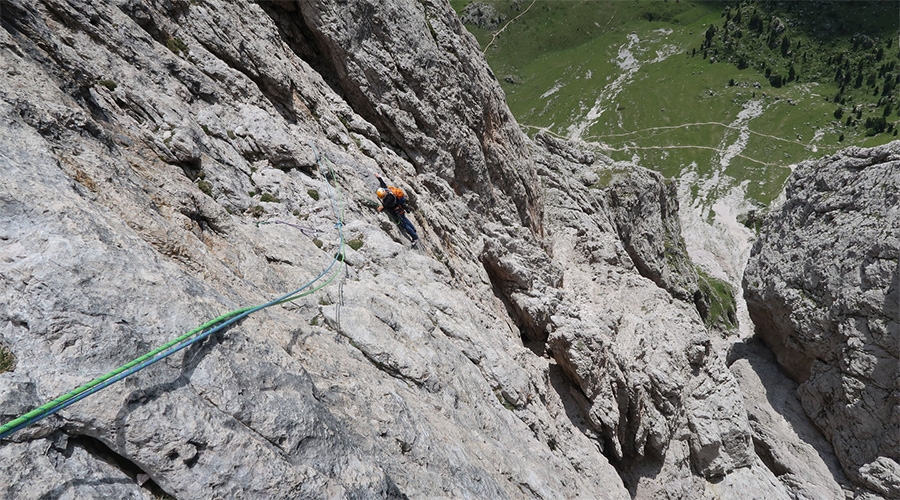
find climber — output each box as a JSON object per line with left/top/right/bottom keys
{"left": 375, "top": 173, "right": 419, "bottom": 245}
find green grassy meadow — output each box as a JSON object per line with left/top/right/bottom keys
{"left": 453, "top": 0, "right": 899, "bottom": 208}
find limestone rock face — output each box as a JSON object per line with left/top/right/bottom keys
{"left": 294, "top": 0, "right": 543, "bottom": 236}
{"left": 744, "top": 141, "right": 900, "bottom": 498}
{"left": 0, "top": 0, "right": 870, "bottom": 498}
{"left": 602, "top": 162, "right": 700, "bottom": 304}
{"left": 531, "top": 143, "right": 787, "bottom": 499}
{"left": 0, "top": 0, "right": 621, "bottom": 498}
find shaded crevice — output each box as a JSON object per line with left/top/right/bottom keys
{"left": 480, "top": 250, "right": 555, "bottom": 344}
{"left": 548, "top": 359, "right": 643, "bottom": 495}
{"left": 65, "top": 434, "right": 172, "bottom": 499}
{"left": 265, "top": 255, "right": 293, "bottom": 266}
{"left": 616, "top": 453, "right": 667, "bottom": 498}
{"left": 480, "top": 250, "right": 636, "bottom": 474}
{"left": 481, "top": 260, "right": 533, "bottom": 343}
{"left": 547, "top": 363, "right": 609, "bottom": 451}
{"left": 177, "top": 157, "right": 202, "bottom": 181}
{"left": 753, "top": 435, "right": 790, "bottom": 477}
{"left": 256, "top": 1, "right": 344, "bottom": 101}
{"left": 183, "top": 439, "right": 204, "bottom": 468}
{"left": 180, "top": 209, "right": 224, "bottom": 237}
{"left": 727, "top": 338, "right": 855, "bottom": 491}
{"left": 743, "top": 292, "right": 814, "bottom": 383}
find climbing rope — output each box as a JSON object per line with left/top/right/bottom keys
{"left": 0, "top": 147, "right": 346, "bottom": 441}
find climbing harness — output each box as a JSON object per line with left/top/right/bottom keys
{"left": 0, "top": 147, "right": 346, "bottom": 441}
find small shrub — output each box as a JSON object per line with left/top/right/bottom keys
{"left": 97, "top": 79, "right": 117, "bottom": 91}
{"left": 166, "top": 36, "right": 189, "bottom": 56}
{"left": 260, "top": 193, "right": 280, "bottom": 203}
{"left": 0, "top": 344, "right": 15, "bottom": 373}
{"left": 197, "top": 180, "right": 212, "bottom": 197}
{"left": 248, "top": 205, "right": 265, "bottom": 218}
{"left": 293, "top": 210, "right": 301, "bottom": 217}
{"left": 313, "top": 238, "right": 323, "bottom": 249}
{"left": 347, "top": 238, "right": 364, "bottom": 251}
{"left": 227, "top": 130, "right": 236, "bottom": 139}
{"left": 310, "top": 316, "right": 319, "bottom": 326}
{"left": 307, "top": 189, "right": 320, "bottom": 201}
{"left": 248, "top": 190, "right": 256, "bottom": 197}
{"left": 200, "top": 124, "right": 211, "bottom": 135}
{"left": 696, "top": 268, "right": 737, "bottom": 330}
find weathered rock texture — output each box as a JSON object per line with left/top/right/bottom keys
{"left": 744, "top": 141, "right": 900, "bottom": 498}
{"left": 531, "top": 137, "right": 790, "bottom": 499}
{"left": 602, "top": 163, "right": 700, "bottom": 304}
{"left": 459, "top": 2, "right": 505, "bottom": 31}
{"left": 728, "top": 339, "right": 853, "bottom": 500}
{"left": 295, "top": 0, "right": 543, "bottom": 236}
{"left": 0, "top": 0, "right": 874, "bottom": 499}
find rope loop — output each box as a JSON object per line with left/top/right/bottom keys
{"left": 0, "top": 146, "right": 347, "bottom": 441}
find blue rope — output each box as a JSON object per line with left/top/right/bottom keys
{"left": 0, "top": 147, "right": 345, "bottom": 441}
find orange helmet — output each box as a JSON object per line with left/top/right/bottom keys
{"left": 376, "top": 188, "right": 387, "bottom": 199}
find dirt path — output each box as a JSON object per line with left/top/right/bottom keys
{"left": 483, "top": 0, "right": 537, "bottom": 54}
{"left": 522, "top": 124, "right": 788, "bottom": 167}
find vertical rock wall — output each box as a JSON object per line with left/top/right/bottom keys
{"left": 0, "top": 0, "right": 619, "bottom": 497}
{"left": 745, "top": 141, "right": 900, "bottom": 498}
{"left": 294, "top": 0, "right": 543, "bottom": 236}
{"left": 0, "top": 0, "right": 883, "bottom": 498}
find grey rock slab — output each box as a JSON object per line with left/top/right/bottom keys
{"left": 745, "top": 141, "right": 900, "bottom": 498}
{"left": 534, "top": 139, "right": 785, "bottom": 497}
{"left": 0, "top": 0, "right": 862, "bottom": 498}
{"left": 729, "top": 340, "right": 851, "bottom": 500}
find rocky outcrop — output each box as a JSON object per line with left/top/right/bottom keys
{"left": 602, "top": 162, "right": 700, "bottom": 304}
{"left": 744, "top": 141, "right": 900, "bottom": 498}
{"left": 0, "top": 0, "right": 620, "bottom": 498}
{"left": 459, "top": 2, "right": 506, "bottom": 31}
{"left": 530, "top": 142, "right": 789, "bottom": 499}
{"left": 293, "top": 0, "right": 543, "bottom": 236}
{"left": 0, "top": 0, "right": 870, "bottom": 498}
{"left": 728, "top": 339, "right": 852, "bottom": 500}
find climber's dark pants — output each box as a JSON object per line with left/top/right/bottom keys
{"left": 387, "top": 210, "right": 418, "bottom": 241}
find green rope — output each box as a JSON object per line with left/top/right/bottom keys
{"left": 0, "top": 149, "right": 346, "bottom": 441}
